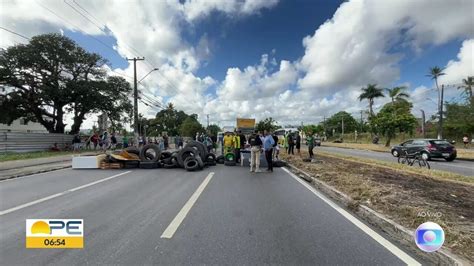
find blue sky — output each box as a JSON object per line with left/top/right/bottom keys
{"left": 2, "top": 0, "right": 472, "bottom": 128}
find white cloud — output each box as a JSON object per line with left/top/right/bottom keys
{"left": 297, "top": 0, "right": 473, "bottom": 96}
{"left": 439, "top": 39, "right": 474, "bottom": 85}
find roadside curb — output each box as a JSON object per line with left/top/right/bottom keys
{"left": 285, "top": 162, "right": 468, "bottom": 266}
{"left": 0, "top": 165, "right": 71, "bottom": 181}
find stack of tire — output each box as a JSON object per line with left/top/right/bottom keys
{"left": 123, "top": 142, "right": 218, "bottom": 171}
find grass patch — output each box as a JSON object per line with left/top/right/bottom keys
{"left": 282, "top": 151, "right": 474, "bottom": 262}
{"left": 0, "top": 151, "right": 75, "bottom": 162}
{"left": 323, "top": 142, "right": 474, "bottom": 160}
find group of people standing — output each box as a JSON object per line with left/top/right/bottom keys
{"left": 247, "top": 130, "right": 277, "bottom": 173}
{"left": 223, "top": 130, "right": 247, "bottom": 163}
{"left": 284, "top": 131, "right": 301, "bottom": 155}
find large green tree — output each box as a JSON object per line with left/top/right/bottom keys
{"left": 324, "top": 111, "right": 358, "bottom": 135}
{"left": 207, "top": 124, "right": 221, "bottom": 136}
{"left": 255, "top": 117, "right": 279, "bottom": 132}
{"left": 371, "top": 101, "right": 417, "bottom": 147}
{"left": 148, "top": 103, "right": 190, "bottom": 136}
{"left": 0, "top": 33, "right": 132, "bottom": 134}
{"left": 179, "top": 116, "right": 204, "bottom": 137}
{"left": 358, "top": 84, "right": 385, "bottom": 117}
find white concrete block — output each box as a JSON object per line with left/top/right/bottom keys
{"left": 72, "top": 156, "right": 100, "bottom": 169}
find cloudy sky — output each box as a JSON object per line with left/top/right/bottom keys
{"left": 1, "top": 0, "right": 473, "bottom": 129}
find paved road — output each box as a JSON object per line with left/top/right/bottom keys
{"left": 317, "top": 146, "right": 474, "bottom": 176}
{"left": 0, "top": 165, "right": 424, "bottom": 265}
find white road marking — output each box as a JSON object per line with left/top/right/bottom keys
{"left": 0, "top": 171, "right": 131, "bottom": 216}
{"left": 0, "top": 168, "right": 71, "bottom": 183}
{"left": 282, "top": 167, "right": 421, "bottom": 266}
{"left": 161, "top": 172, "right": 214, "bottom": 239}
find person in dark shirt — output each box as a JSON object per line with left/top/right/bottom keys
{"left": 295, "top": 133, "right": 301, "bottom": 156}
{"left": 248, "top": 131, "right": 263, "bottom": 172}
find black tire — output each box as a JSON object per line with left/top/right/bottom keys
{"left": 177, "top": 146, "right": 199, "bottom": 168}
{"left": 139, "top": 144, "right": 161, "bottom": 162}
{"left": 123, "top": 161, "right": 140, "bottom": 169}
{"left": 184, "top": 157, "right": 199, "bottom": 171}
{"left": 163, "top": 163, "right": 177, "bottom": 169}
{"left": 125, "top": 147, "right": 140, "bottom": 156}
{"left": 160, "top": 151, "right": 172, "bottom": 160}
{"left": 162, "top": 157, "right": 173, "bottom": 165}
{"left": 206, "top": 153, "right": 217, "bottom": 162}
{"left": 417, "top": 159, "right": 430, "bottom": 169}
{"left": 391, "top": 149, "right": 400, "bottom": 157}
{"left": 445, "top": 156, "right": 456, "bottom": 162}
{"left": 421, "top": 152, "right": 430, "bottom": 161}
{"left": 139, "top": 161, "right": 160, "bottom": 169}
{"left": 224, "top": 160, "right": 236, "bottom": 166}
{"left": 224, "top": 152, "right": 235, "bottom": 162}
{"left": 186, "top": 140, "right": 208, "bottom": 158}
{"left": 273, "top": 160, "right": 287, "bottom": 167}
{"left": 216, "top": 155, "right": 225, "bottom": 164}
{"left": 398, "top": 157, "right": 408, "bottom": 165}
{"left": 195, "top": 155, "right": 204, "bottom": 169}
{"left": 206, "top": 161, "right": 217, "bottom": 166}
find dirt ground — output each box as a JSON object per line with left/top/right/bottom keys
{"left": 281, "top": 152, "right": 474, "bottom": 261}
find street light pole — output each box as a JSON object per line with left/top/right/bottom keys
{"left": 126, "top": 57, "right": 145, "bottom": 146}
{"left": 438, "top": 84, "right": 444, "bottom": 140}
{"left": 420, "top": 109, "right": 426, "bottom": 138}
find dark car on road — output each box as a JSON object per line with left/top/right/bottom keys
{"left": 391, "top": 139, "right": 457, "bottom": 161}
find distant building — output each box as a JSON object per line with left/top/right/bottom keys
{"left": 0, "top": 118, "right": 48, "bottom": 133}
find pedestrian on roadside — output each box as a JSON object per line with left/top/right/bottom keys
{"left": 306, "top": 131, "right": 315, "bottom": 159}
{"left": 178, "top": 136, "right": 184, "bottom": 149}
{"left": 249, "top": 130, "right": 263, "bottom": 172}
{"left": 238, "top": 130, "right": 246, "bottom": 150}
{"left": 163, "top": 134, "right": 169, "bottom": 150}
{"left": 272, "top": 133, "right": 280, "bottom": 160}
{"left": 123, "top": 135, "right": 129, "bottom": 148}
{"left": 283, "top": 132, "right": 289, "bottom": 153}
{"left": 463, "top": 134, "right": 470, "bottom": 148}
{"left": 159, "top": 137, "right": 165, "bottom": 150}
{"left": 72, "top": 133, "right": 81, "bottom": 153}
{"left": 287, "top": 131, "right": 295, "bottom": 155}
{"left": 110, "top": 132, "right": 117, "bottom": 150}
{"left": 233, "top": 131, "right": 241, "bottom": 163}
{"left": 263, "top": 130, "right": 275, "bottom": 172}
{"left": 102, "top": 131, "right": 109, "bottom": 152}
{"left": 296, "top": 132, "right": 301, "bottom": 156}
{"left": 91, "top": 132, "right": 99, "bottom": 150}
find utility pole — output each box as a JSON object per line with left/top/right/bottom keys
{"left": 341, "top": 116, "right": 344, "bottom": 139}
{"left": 437, "top": 84, "right": 444, "bottom": 140}
{"left": 127, "top": 57, "right": 145, "bottom": 145}
{"left": 420, "top": 109, "right": 426, "bottom": 138}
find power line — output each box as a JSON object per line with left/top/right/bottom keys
{"left": 68, "top": 0, "right": 156, "bottom": 69}
{"left": 0, "top": 26, "right": 30, "bottom": 40}
{"left": 34, "top": 0, "right": 118, "bottom": 55}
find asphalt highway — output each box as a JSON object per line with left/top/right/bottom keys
{"left": 317, "top": 146, "right": 474, "bottom": 176}
{"left": 0, "top": 165, "right": 425, "bottom": 265}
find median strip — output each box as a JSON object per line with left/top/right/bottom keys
{"left": 161, "top": 172, "right": 214, "bottom": 239}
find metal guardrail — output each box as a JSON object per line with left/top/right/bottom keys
{"left": 0, "top": 132, "right": 73, "bottom": 153}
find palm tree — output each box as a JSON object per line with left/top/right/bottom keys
{"left": 358, "top": 84, "right": 385, "bottom": 117}
{"left": 426, "top": 66, "right": 445, "bottom": 104}
{"left": 458, "top": 76, "right": 473, "bottom": 99}
{"left": 427, "top": 66, "right": 445, "bottom": 140}
{"left": 386, "top": 86, "right": 409, "bottom": 105}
